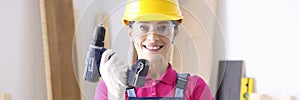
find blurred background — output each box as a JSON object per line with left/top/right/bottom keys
{"left": 0, "top": 0, "right": 300, "bottom": 100}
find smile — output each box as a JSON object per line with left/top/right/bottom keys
{"left": 142, "top": 45, "right": 164, "bottom": 52}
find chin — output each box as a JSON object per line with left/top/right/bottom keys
{"left": 141, "top": 51, "right": 169, "bottom": 62}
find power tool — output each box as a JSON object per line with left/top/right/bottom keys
{"left": 83, "top": 24, "right": 107, "bottom": 82}
{"left": 83, "top": 24, "right": 150, "bottom": 88}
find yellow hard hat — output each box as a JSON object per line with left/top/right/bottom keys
{"left": 122, "top": 0, "right": 183, "bottom": 25}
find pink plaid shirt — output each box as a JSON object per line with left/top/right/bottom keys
{"left": 95, "top": 64, "right": 215, "bottom": 100}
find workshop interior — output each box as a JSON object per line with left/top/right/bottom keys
{"left": 0, "top": 0, "right": 299, "bottom": 100}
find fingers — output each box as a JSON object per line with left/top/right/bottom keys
{"left": 99, "top": 50, "right": 129, "bottom": 89}
{"left": 100, "top": 49, "right": 129, "bottom": 74}
{"left": 100, "top": 49, "right": 125, "bottom": 73}
{"left": 100, "top": 49, "right": 115, "bottom": 75}
{"left": 100, "top": 49, "right": 115, "bottom": 64}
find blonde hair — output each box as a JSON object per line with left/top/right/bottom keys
{"left": 130, "top": 42, "right": 138, "bottom": 65}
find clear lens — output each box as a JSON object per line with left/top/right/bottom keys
{"left": 132, "top": 23, "right": 175, "bottom": 37}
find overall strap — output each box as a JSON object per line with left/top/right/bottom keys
{"left": 127, "top": 87, "right": 137, "bottom": 97}
{"left": 126, "top": 73, "right": 190, "bottom": 98}
{"left": 175, "top": 73, "right": 190, "bottom": 98}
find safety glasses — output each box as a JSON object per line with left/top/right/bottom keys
{"left": 131, "top": 22, "right": 176, "bottom": 37}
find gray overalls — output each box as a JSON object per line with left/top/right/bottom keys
{"left": 126, "top": 73, "right": 190, "bottom": 100}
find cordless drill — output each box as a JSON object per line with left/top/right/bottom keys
{"left": 83, "top": 24, "right": 150, "bottom": 87}
{"left": 83, "top": 24, "right": 107, "bottom": 82}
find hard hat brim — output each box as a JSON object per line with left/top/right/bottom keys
{"left": 122, "top": 13, "right": 183, "bottom": 25}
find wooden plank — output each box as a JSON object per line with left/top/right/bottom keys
{"left": 39, "top": 0, "right": 53, "bottom": 99}
{"left": 277, "top": 96, "right": 294, "bottom": 100}
{"left": 249, "top": 93, "right": 272, "bottom": 100}
{"left": 0, "top": 93, "right": 11, "bottom": 100}
{"left": 217, "top": 60, "right": 244, "bottom": 100}
{"left": 39, "top": 0, "right": 81, "bottom": 100}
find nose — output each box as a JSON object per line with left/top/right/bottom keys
{"left": 146, "top": 31, "right": 159, "bottom": 42}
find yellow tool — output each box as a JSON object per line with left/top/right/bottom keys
{"left": 240, "top": 78, "right": 254, "bottom": 100}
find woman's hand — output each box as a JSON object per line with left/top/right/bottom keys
{"left": 100, "top": 49, "right": 130, "bottom": 100}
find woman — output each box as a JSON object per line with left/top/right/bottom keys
{"left": 95, "top": 0, "right": 214, "bottom": 99}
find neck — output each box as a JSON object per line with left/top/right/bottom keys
{"left": 148, "top": 60, "right": 168, "bottom": 80}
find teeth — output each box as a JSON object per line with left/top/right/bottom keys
{"left": 145, "top": 45, "right": 161, "bottom": 50}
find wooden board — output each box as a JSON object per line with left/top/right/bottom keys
{"left": 249, "top": 93, "right": 273, "bottom": 100}
{"left": 39, "top": 0, "right": 81, "bottom": 99}
{"left": 0, "top": 93, "right": 11, "bottom": 100}
{"left": 217, "top": 60, "right": 245, "bottom": 100}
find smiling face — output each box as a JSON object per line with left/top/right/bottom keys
{"left": 128, "top": 20, "right": 178, "bottom": 62}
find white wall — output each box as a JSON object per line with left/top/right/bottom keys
{"left": 222, "top": 0, "right": 300, "bottom": 99}
{"left": 0, "top": 0, "right": 47, "bottom": 100}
